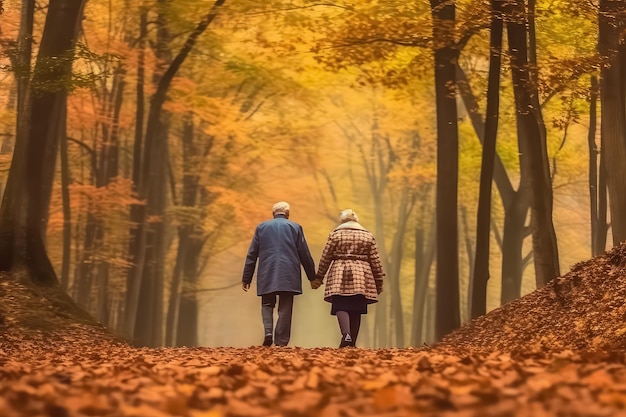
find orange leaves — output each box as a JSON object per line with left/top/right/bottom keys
{"left": 10, "top": 262, "right": 626, "bottom": 417}
{"left": 6, "top": 335, "right": 626, "bottom": 417}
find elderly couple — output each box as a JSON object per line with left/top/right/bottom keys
{"left": 242, "top": 201, "right": 385, "bottom": 348}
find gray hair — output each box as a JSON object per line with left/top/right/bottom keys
{"left": 272, "top": 201, "right": 290, "bottom": 214}
{"left": 339, "top": 209, "right": 359, "bottom": 223}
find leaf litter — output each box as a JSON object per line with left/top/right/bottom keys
{"left": 4, "top": 244, "right": 626, "bottom": 415}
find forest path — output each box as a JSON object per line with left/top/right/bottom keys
{"left": 4, "top": 244, "right": 626, "bottom": 416}
{"left": 2, "top": 337, "right": 626, "bottom": 417}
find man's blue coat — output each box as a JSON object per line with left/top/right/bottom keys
{"left": 242, "top": 214, "right": 316, "bottom": 296}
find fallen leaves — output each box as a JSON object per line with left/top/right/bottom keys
{"left": 3, "top": 342, "right": 626, "bottom": 416}
{"left": 6, "top": 245, "right": 626, "bottom": 415}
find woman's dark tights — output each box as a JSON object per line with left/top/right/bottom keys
{"left": 336, "top": 311, "right": 362, "bottom": 345}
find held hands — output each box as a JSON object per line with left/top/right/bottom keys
{"left": 310, "top": 278, "right": 323, "bottom": 290}
{"left": 242, "top": 282, "right": 251, "bottom": 292}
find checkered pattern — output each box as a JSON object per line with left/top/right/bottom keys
{"left": 316, "top": 229, "right": 385, "bottom": 303}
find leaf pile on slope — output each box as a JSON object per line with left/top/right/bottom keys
{"left": 437, "top": 243, "right": 626, "bottom": 355}
{"left": 0, "top": 273, "right": 119, "bottom": 349}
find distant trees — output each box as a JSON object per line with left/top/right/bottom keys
{"left": 0, "top": 0, "right": 620, "bottom": 348}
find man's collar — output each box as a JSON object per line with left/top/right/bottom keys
{"left": 274, "top": 213, "right": 288, "bottom": 219}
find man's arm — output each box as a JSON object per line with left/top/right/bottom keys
{"left": 296, "top": 227, "right": 316, "bottom": 281}
{"left": 242, "top": 229, "right": 260, "bottom": 288}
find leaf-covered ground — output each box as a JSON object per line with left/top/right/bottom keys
{"left": 3, "top": 244, "right": 626, "bottom": 416}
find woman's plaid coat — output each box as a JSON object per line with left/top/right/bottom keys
{"left": 315, "top": 222, "right": 385, "bottom": 303}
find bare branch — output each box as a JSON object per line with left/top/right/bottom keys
{"left": 243, "top": 3, "right": 355, "bottom": 16}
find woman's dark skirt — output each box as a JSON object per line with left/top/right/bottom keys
{"left": 330, "top": 294, "right": 368, "bottom": 315}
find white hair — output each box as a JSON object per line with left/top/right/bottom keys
{"left": 339, "top": 209, "right": 359, "bottom": 223}
{"left": 272, "top": 201, "right": 290, "bottom": 214}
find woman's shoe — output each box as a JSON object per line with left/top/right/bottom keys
{"left": 339, "top": 333, "right": 353, "bottom": 348}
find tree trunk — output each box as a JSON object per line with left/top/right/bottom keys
{"left": 598, "top": 0, "right": 626, "bottom": 245}
{"left": 457, "top": 65, "right": 530, "bottom": 305}
{"left": 387, "top": 187, "right": 412, "bottom": 346}
{"left": 124, "top": 0, "right": 227, "bottom": 345}
{"left": 588, "top": 75, "right": 601, "bottom": 256}
{"left": 166, "top": 114, "right": 201, "bottom": 346}
{"left": 431, "top": 0, "right": 460, "bottom": 340}
{"left": 460, "top": 205, "right": 473, "bottom": 322}
{"left": 596, "top": 145, "right": 609, "bottom": 254}
{"left": 500, "top": 190, "right": 530, "bottom": 304}
{"left": 59, "top": 103, "right": 71, "bottom": 291}
{"left": 14, "top": 0, "right": 35, "bottom": 157}
{"left": 411, "top": 212, "right": 435, "bottom": 346}
{"left": 123, "top": 9, "right": 147, "bottom": 339}
{"left": 506, "top": 0, "right": 560, "bottom": 286}
{"left": 0, "top": 0, "right": 86, "bottom": 285}
{"left": 471, "top": 0, "right": 503, "bottom": 318}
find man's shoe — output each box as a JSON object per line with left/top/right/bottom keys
{"left": 339, "top": 333, "right": 353, "bottom": 348}
{"left": 262, "top": 334, "right": 273, "bottom": 346}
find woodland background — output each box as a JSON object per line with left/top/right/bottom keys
{"left": 0, "top": 0, "right": 623, "bottom": 350}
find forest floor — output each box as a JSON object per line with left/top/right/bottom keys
{"left": 4, "top": 244, "right": 626, "bottom": 416}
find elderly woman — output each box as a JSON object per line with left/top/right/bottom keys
{"left": 312, "top": 209, "right": 385, "bottom": 347}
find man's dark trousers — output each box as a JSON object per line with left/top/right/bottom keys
{"left": 261, "top": 292, "right": 294, "bottom": 346}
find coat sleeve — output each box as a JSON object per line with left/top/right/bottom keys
{"left": 242, "top": 228, "right": 260, "bottom": 284}
{"left": 368, "top": 236, "right": 385, "bottom": 292}
{"left": 315, "top": 233, "right": 335, "bottom": 281}
{"left": 297, "top": 226, "right": 316, "bottom": 281}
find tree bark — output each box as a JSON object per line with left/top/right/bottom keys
{"left": 506, "top": 0, "right": 560, "bottom": 287}
{"left": 387, "top": 187, "right": 413, "bottom": 346}
{"left": 411, "top": 211, "right": 435, "bottom": 346}
{"left": 598, "top": 0, "right": 626, "bottom": 246}
{"left": 431, "top": 0, "right": 460, "bottom": 340}
{"left": 14, "top": 0, "right": 35, "bottom": 157}
{"left": 596, "top": 145, "right": 609, "bottom": 254}
{"left": 0, "top": 0, "right": 86, "bottom": 285}
{"left": 588, "top": 75, "right": 601, "bottom": 256}
{"left": 59, "top": 104, "right": 71, "bottom": 291}
{"left": 471, "top": 0, "right": 503, "bottom": 318}
{"left": 123, "top": 9, "right": 147, "bottom": 338}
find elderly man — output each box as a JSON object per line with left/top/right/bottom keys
{"left": 242, "top": 202, "right": 316, "bottom": 346}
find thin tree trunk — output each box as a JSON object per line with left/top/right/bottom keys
{"left": 471, "top": 0, "right": 503, "bottom": 318}
{"left": 59, "top": 103, "right": 71, "bottom": 291}
{"left": 411, "top": 212, "right": 435, "bottom": 346}
{"left": 123, "top": 9, "right": 147, "bottom": 339}
{"left": 507, "top": 0, "right": 560, "bottom": 286}
{"left": 460, "top": 205, "right": 474, "bottom": 322}
{"left": 431, "top": 0, "right": 460, "bottom": 340}
{"left": 588, "top": 75, "right": 600, "bottom": 256}
{"left": 387, "top": 187, "right": 412, "bottom": 346}
{"left": 596, "top": 145, "right": 609, "bottom": 253}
